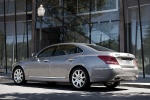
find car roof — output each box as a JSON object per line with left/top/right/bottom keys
{"left": 39, "top": 43, "right": 98, "bottom": 54}
{"left": 51, "top": 42, "right": 89, "bottom": 45}
{"left": 47, "top": 43, "right": 91, "bottom": 47}
{"left": 50, "top": 43, "right": 96, "bottom": 49}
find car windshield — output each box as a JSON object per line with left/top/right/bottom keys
{"left": 87, "top": 44, "right": 115, "bottom": 52}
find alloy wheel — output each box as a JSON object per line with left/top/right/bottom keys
{"left": 70, "top": 67, "right": 91, "bottom": 89}
{"left": 13, "top": 67, "right": 26, "bottom": 84}
{"left": 72, "top": 70, "right": 86, "bottom": 88}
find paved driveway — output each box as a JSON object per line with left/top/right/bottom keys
{"left": 0, "top": 81, "right": 150, "bottom": 100}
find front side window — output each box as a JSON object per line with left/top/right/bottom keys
{"left": 38, "top": 46, "right": 57, "bottom": 57}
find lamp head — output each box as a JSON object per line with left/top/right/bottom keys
{"left": 37, "top": 4, "right": 45, "bottom": 17}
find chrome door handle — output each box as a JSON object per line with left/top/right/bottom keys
{"left": 68, "top": 59, "right": 74, "bottom": 62}
{"left": 44, "top": 60, "right": 49, "bottom": 62}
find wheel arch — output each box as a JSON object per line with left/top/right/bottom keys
{"left": 12, "top": 65, "right": 24, "bottom": 72}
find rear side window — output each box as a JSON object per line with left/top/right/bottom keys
{"left": 55, "top": 45, "right": 83, "bottom": 56}
{"left": 87, "top": 45, "right": 115, "bottom": 52}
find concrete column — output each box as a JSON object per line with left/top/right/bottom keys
{"left": 31, "top": 0, "right": 36, "bottom": 54}
{"left": 119, "top": 0, "right": 125, "bottom": 52}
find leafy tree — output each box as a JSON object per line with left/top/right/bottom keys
{"left": 36, "top": 0, "right": 106, "bottom": 43}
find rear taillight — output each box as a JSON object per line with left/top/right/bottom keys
{"left": 98, "top": 56, "right": 119, "bottom": 65}
{"left": 133, "top": 59, "right": 138, "bottom": 66}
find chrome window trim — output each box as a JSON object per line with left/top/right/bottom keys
{"left": 53, "top": 44, "right": 84, "bottom": 57}
{"left": 29, "top": 76, "right": 66, "bottom": 79}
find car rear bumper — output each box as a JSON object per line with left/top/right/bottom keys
{"left": 90, "top": 67, "right": 139, "bottom": 82}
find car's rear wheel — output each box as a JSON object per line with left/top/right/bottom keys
{"left": 13, "top": 67, "right": 27, "bottom": 85}
{"left": 103, "top": 81, "right": 120, "bottom": 89}
{"left": 70, "top": 67, "right": 90, "bottom": 89}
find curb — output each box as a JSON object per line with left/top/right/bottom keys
{"left": 0, "top": 76, "right": 11, "bottom": 79}
{"left": 121, "top": 83, "right": 150, "bottom": 88}
{"left": 0, "top": 73, "right": 11, "bottom": 81}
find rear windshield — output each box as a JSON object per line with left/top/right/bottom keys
{"left": 87, "top": 45, "right": 115, "bottom": 52}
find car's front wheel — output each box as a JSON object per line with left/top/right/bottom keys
{"left": 70, "top": 67, "right": 91, "bottom": 89}
{"left": 13, "top": 67, "right": 27, "bottom": 85}
{"left": 103, "top": 81, "right": 120, "bottom": 89}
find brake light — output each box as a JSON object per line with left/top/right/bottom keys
{"left": 133, "top": 59, "right": 138, "bottom": 66}
{"left": 98, "top": 56, "right": 119, "bottom": 65}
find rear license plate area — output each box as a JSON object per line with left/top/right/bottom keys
{"left": 121, "top": 58, "right": 133, "bottom": 65}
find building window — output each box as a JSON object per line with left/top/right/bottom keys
{"left": 124, "top": 0, "right": 150, "bottom": 75}
{"left": 5, "top": 0, "right": 15, "bottom": 14}
{"left": 77, "top": 0, "right": 118, "bottom": 15}
{"left": 91, "top": 21, "right": 119, "bottom": 51}
{"left": 97, "top": 0, "right": 117, "bottom": 11}
{"left": 0, "top": 22, "right": 4, "bottom": 68}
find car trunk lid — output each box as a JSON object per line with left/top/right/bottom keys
{"left": 98, "top": 52, "right": 136, "bottom": 67}
{"left": 112, "top": 52, "right": 136, "bottom": 67}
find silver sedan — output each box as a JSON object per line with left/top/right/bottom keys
{"left": 12, "top": 43, "right": 139, "bottom": 89}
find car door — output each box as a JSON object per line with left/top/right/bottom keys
{"left": 28, "top": 46, "right": 57, "bottom": 79}
{"left": 49, "top": 44, "right": 82, "bottom": 79}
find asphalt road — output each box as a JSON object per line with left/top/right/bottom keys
{"left": 0, "top": 81, "right": 150, "bottom": 100}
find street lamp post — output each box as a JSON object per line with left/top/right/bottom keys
{"left": 89, "top": 23, "right": 93, "bottom": 44}
{"left": 37, "top": 4, "right": 45, "bottom": 50}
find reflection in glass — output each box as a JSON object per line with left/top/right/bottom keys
{"left": 97, "top": 0, "right": 117, "bottom": 11}
{"left": 91, "top": 22, "right": 119, "bottom": 51}
{"left": 0, "top": 1, "right": 4, "bottom": 69}
{"left": 6, "top": 22, "right": 15, "bottom": 71}
{"left": 17, "top": 22, "right": 28, "bottom": 61}
{"left": 0, "top": 22, "right": 4, "bottom": 67}
{"left": 27, "top": 0, "right": 32, "bottom": 12}
{"left": 124, "top": 0, "right": 150, "bottom": 75}
{"left": 5, "top": 0, "right": 15, "bottom": 14}
{"left": 0, "top": 1, "right": 4, "bottom": 15}
{"left": 77, "top": 0, "right": 117, "bottom": 14}
{"left": 16, "top": 0, "right": 26, "bottom": 13}
{"left": 78, "top": 0, "right": 89, "bottom": 13}
{"left": 140, "top": 4, "right": 150, "bottom": 75}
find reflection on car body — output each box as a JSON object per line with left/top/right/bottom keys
{"left": 12, "top": 43, "right": 139, "bottom": 89}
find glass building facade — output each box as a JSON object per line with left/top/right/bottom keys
{"left": 0, "top": 0, "right": 149, "bottom": 76}
{"left": 0, "top": 0, "right": 32, "bottom": 72}
{"left": 123, "top": 0, "right": 150, "bottom": 76}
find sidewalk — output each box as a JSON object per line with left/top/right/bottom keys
{"left": 0, "top": 72, "right": 150, "bottom": 88}
{"left": 0, "top": 73, "right": 11, "bottom": 79}
{"left": 121, "top": 75, "right": 150, "bottom": 88}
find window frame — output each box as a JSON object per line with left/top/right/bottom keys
{"left": 37, "top": 46, "right": 58, "bottom": 57}
{"left": 54, "top": 44, "right": 84, "bottom": 56}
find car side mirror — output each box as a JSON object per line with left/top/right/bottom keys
{"left": 31, "top": 53, "right": 36, "bottom": 57}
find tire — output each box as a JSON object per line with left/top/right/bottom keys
{"left": 103, "top": 81, "right": 120, "bottom": 89}
{"left": 13, "top": 67, "right": 27, "bottom": 85}
{"left": 70, "top": 67, "right": 91, "bottom": 89}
